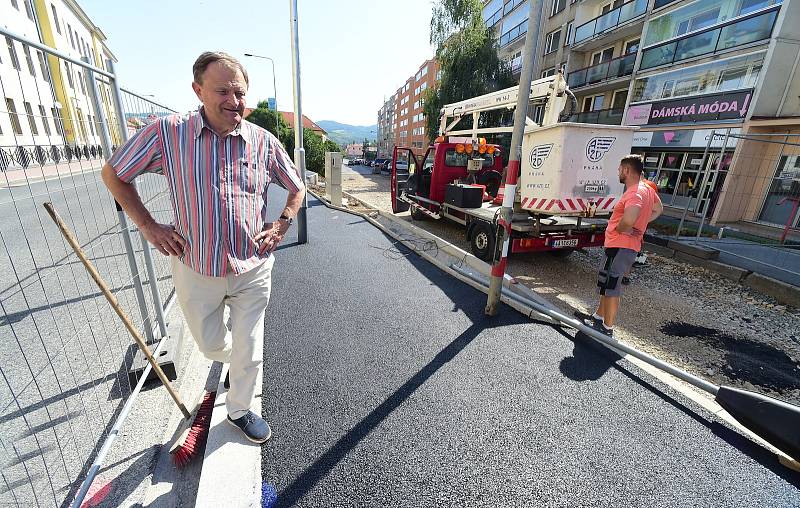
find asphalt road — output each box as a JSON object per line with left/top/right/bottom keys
{"left": 342, "top": 162, "right": 377, "bottom": 177}
{"left": 0, "top": 168, "right": 175, "bottom": 506}
{"left": 261, "top": 191, "right": 799, "bottom": 507}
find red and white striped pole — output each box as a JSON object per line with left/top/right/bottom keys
{"left": 486, "top": 0, "right": 543, "bottom": 316}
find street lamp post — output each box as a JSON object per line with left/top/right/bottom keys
{"left": 289, "top": 0, "right": 308, "bottom": 244}
{"left": 243, "top": 53, "right": 279, "bottom": 134}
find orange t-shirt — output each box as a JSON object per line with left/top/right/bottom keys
{"left": 604, "top": 181, "right": 660, "bottom": 251}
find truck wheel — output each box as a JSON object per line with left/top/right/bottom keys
{"left": 470, "top": 222, "right": 495, "bottom": 262}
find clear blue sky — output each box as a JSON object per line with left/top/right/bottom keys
{"left": 80, "top": 0, "right": 435, "bottom": 127}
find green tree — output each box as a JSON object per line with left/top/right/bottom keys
{"left": 246, "top": 100, "right": 294, "bottom": 152}
{"left": 246, "top": 99, "right": 339, "bottom": 176}
{"left": 424, "top": 0, "right": 516, "bottom": 146}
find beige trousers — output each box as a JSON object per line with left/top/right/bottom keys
{"left": 171, "top": 256, "right": 274, "bottom": 419}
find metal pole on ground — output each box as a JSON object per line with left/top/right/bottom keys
{"left": 486, "top": 0, "right": 542, "bottom": 316}
{"left": 290, "top": 0, "right": 308, "bottom": 244}
{"left": 106, "top": 59, "right": 169, "bottom": 340}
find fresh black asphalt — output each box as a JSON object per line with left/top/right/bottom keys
{"left": 261, "top": 189, "right": 799, "bottom": 507}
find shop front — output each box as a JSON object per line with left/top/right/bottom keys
{"left": 631, "top": 127, "right": 739, "bottom": 214}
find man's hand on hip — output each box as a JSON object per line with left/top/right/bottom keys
{"left": 256, "top": 220, "right": 290, "bottom": 255}
{"left": 141, "top": 221, "right": 186, "bottom": 256}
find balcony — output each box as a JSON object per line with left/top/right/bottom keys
{"left": 573, "top": 0, "right": 648, "bottom": 45}
{"left": 500, "top": 19, "right": 528, "bottom": 47}
{"left": 568, "top": 107, "right": 624, "bottom": 125}
{"left": 567, "top": 52, "right": 636, "bottom": 89}
{"left": 639, "top": 7, "right": 779, "bottom": 70}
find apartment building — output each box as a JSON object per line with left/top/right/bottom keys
{"left": 486, "top": 0, "right": 800, "bottom": 233}
{"left": 376, "top": 58, "right": 439, "bottom": 160}
{"left": 376, "top": 93, "right": 395, "bottom": 159}
{"left": 1, "top": 0, "right": 119, "bottom": 155}
{"left": 1, "top": 0, "right": 64, "bottom": 149}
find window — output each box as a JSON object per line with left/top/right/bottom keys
{"left": 78, "top": 71, "right": 85, "bottom": 94}
{"left": 37, "top": 51, "right": 50, "bottom": 82}
{"left": 51, "top": 106, "right": 64, "bottom": 136}
{"left": 551, "top": 0, "right": 566, "bottom": 16}
{"left": 68, "top": 24, "right": 75, "bottom": 48}
{"left": 631, "top": 52, "right": 765, "bottom": 103}
{"left": 582, "top": 95, "right": 604, "bottom": 112}
{"left": 601, "top": 0, "right": 624, "bottom": 15}
{"left": 64, "top": 62, "right": 74, "bottom": 88}
{"left": 23, "top": 45, "right": 35, "bottom": 76}
{"left": 611, "top": 89, "right": 628, "bottom": 110}
{"left": 565, "top": 21, "right": 574, "bottom": 46}
{"left": 88, "top": 114, "right": 95, "bottom": 136}
{"left": 38, "top": 104, "right": 51, "bottom": 135}
{"left": 500, "top": 1, "right": 529, "bottom": 46}
{"left": 717, "top": 9, "right": 778, "bottom": 50}
{"left": 483, "top": 0, "right": 503, "bottom": 26}
{"left": 644, "top": 0, "right": 781, "bottom": 47}
{"left": 6, "top": 98, "right": 23, "bottom": 134}
{"left": 6, "top": 37, "right": 21, "bottom": 70}
{"left": 24, "top": 0, "right": 34, "bottom": 20}
{"left": 51, "top": 4, "right": 61, "bottom": 34}
{"left": 676, "top": 7, "right": 721, "bottom": 36}
{"left": 444, "top": 149, "right": 495, "bottom": 168}
{"left": 541, "top": 67, "right": 557, "bottom": 78}
{"left": 413, "top": 99, "right": 422, "bottom": 109}
{"left": 759, "top": 155, "right": 800, "bottom": 226}
{"left": 23, "top": 102, "right": 38, "bottom": 135}
{"left": 591, "top": 47, "right": 614, "bottom": 66}
{"left": 544, "top": 29, "right": 561, "bottom": 54}
{"left": 625, "top": 38, "right": 640, "bottom": 54}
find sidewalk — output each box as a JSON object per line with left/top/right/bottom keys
{"left": 209, "top": 190, "right": 800, "bottom": 507}
{"left": 0, "top": 158, "right": 104, "bottom": 187}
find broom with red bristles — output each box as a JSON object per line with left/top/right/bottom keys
{"left": 45, "top": 202, "right": 214, "bottom": 467}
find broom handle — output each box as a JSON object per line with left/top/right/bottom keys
{"left": 44, "top": 202, "right": 192, "bottom": 419}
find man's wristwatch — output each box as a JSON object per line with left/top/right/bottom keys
{"left": 279, "top": 214, "right": 294, "bottom": 226}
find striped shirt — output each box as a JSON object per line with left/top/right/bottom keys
{"left": 108, "top": 109, "right": 304, "bottom": 277}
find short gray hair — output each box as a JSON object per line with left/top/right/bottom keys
{"left": 193, "top": 51, "right": 249, "bottom": 86}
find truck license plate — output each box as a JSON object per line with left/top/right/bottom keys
{"left": 553, "top": 239, "right": 578, "bottom": 248}
{"left": 584, "top": 184, "right": 605, "bottom": 193}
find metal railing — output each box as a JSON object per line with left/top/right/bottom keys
{"left": 0, "top": 26, "right": 179, "bottom": 507}
{"left": 639, "top": 7, "right": 779, "bottom": 70}
{"left": 567, "top": 52, "right": 636, "bottom": 89}
{"left": 573, "top": 0, "right": 648, "bottom": 45}
{"left": 568, "top": 107, "right": 624, "bottom": 125}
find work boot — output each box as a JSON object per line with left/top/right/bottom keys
{"left": 227, "top": 411, "right": 272, "bottom": 443}
{"left": 587, "top": 318, "right": 614, "bottom": 338}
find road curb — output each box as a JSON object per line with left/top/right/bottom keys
{"left": 314, "top": 189, "right": 800, "bottom": 470}
{"left": 743, "top": 272, "right": 800, "bottom": 308}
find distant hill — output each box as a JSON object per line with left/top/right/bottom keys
{"left": 317, "top": 121, "right": 376, "bottom": 146}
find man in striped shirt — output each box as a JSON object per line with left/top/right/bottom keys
{"left": 102, "top": 52, "right": 305, "bottom": 443}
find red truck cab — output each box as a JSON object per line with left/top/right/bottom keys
{"left": 391, "top": 138, "right": 503, "bottom": 213}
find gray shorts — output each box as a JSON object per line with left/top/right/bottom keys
{"left": 597, "top": 247, "right": 637, "bottom": 297}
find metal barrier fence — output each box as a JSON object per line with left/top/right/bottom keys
{"left": 0, "top": 27, "right": 179, "bottom": 507}
{"left": 674, "top": 129, "right": 800, "bottom": 286}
